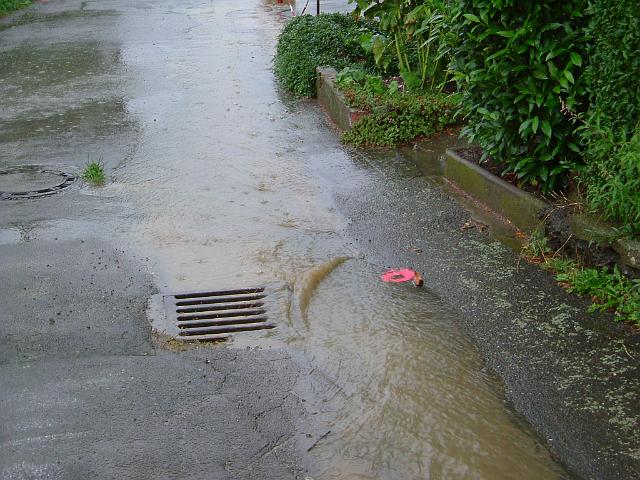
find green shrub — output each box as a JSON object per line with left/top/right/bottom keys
{"left": 351, "top": 0, "right": 452, "bottom": 93}
{"left": 0, "top": 0, "right": 31, "bottom": 16}
{"left": 584, "top": 0, "right": 640, "bottom": 137}
{"left": 273, "top": 13, "right": 379, "bottom": 97}
{"left": 580, "top": 121, "right": 640, "bottom": 235}
{"left": 578, "top": 0, "right": 640, "bottom": 235}
{"left": 448, "top": 0, "right": 588, "bottom": 192}
{"left": 336, "top": 68, "right": 458, "bottom": 146}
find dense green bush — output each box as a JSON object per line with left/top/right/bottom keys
{"left": 273, "top": 13, "right": 379, "bottom": 97}
{"left": 336, "top": 68, "right": 458, "bottom": 146}
{"left": 0, "top": 0, "right": 30, "bottom": 16}
{"left": 580, "top": 123, "right": 640, "bottom": 235}
{"left": 448, "top": 0, "right": 588, "bottom": 192}
{"left": 584, "top": 0, "right": 640, "bottom": 136}
{"left": 579, "top": 0, "right": 640, "bottom": 234}
{"left": 341, "top": 94, "right": 457, "bottom": 146}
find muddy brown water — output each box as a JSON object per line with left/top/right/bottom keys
{"left": 0, "top": 0, "right": 570, "bottom": 478}
{"left": 291, "top": 260, "right": 566, "bottom": 479}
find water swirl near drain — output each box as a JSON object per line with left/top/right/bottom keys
{"left": 0, "top": 166, "right": 75, "bottom": 200}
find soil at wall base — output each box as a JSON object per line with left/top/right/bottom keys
{"left": 451, "top": 148, "right": 640, "bottom": 278}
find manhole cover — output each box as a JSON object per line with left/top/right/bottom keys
{"left": 162, "top": 286, "right": 276, "bottom": 341}
{"left": 0, "top": 166, "right": 75, "bottom": 200}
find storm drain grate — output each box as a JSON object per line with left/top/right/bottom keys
{"left": 0, "top": 166, "right": 75, "bottom": 200}
{"left": 163, "top": 287, "right": 275, "bottom": 341}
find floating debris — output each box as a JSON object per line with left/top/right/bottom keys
{"left": 460, "top": 220, "right": 488, "bottom": 232}
{"left": 381, "top": 269, "right": 424, "bottom": 287}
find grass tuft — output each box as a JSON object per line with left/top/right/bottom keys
{"left": 522, "top": 233, "right": 640, "bottom": 326}
{"left": 82, "top": 161, "right": 106, "bottom": 186}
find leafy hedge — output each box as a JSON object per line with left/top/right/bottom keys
{"left": 449, "top": 0, "right": 588, "bottom": 192}
{"left": 579, "top": 0, "right": 640, "bottom": 234}
{"left": 274, "top": 14, "right": 379, "bottom": 97}
{"left": 584, "top": 0, "right": 640, "bottom": 136}
{"left": 580, "top": 125, "right": 640, "bottom": 234}
{"left": 0, "top": 0, "right": 31, "bottom": 16}
{"left": 273, "top": 4, "right": 639, "bottom": 234}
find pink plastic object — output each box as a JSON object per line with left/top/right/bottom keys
{"left": 381, "top": 269, "right": 416, "bottom": 283}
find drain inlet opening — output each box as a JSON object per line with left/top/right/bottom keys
{"left": 163, "top": 287, "right": 275, "bottom": 341}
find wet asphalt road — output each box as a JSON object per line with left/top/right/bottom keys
{"left": 0, "top": 1, "right": 332, "bottom": 478}
{"left": 1, "top": 1, "right": 639, "bottom": 479}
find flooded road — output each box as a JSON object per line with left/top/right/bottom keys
{"left": 0, "top": 0, "right": 573, "bottom": 478}
{"left": 113, "top": 1, "right": 567, "bottom": 477}
{"left": 291, "top": 260, "right": 565, "bottom": 479}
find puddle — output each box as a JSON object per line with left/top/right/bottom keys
{"left": 0, "top": 41, "right": 120, "bottom": 96}
{"left": 0, "top": 98, "right": 133, "bottom": 145}
{"left": 0, "top": 9, "right": 116, "bottom": 34}
{"left": 0, "top": 34, "right": 138, "bottom": 173}
{"left": 292, "top": 260, "right": 567, "bottom": 479}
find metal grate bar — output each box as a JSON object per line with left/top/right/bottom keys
{"left": 177, "top": 333, "right": 230, "bottom": 341}
{"left": 177, "top": 308, "right": 265, "bottom": 321}
{"left": 177, "top": 322, "right": 274, "bottom": 336}
{"left": 178, "top": 315, "right": 269, "bottom": 328}
{"left": 174, "top": 287, "right": 264, "bottom": 299}
{"left": 176, "top": 301, "right": 264, "bottom": 314}
{"left": 175, "top": 293, "right": 266, "bottom": 307}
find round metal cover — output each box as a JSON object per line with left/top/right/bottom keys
{"left": 0, "top": 166, "right": 75, "bottom": 200}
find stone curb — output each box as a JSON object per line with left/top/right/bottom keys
{"left": 444, "top": 149, "right": 547, "bottom": 233}
{"left": 444, "top": 149, "right": 639, "bottom": 270}
{"left": 316, "top": 66, "right": 368, "bottom": 132}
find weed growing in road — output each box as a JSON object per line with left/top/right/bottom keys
{"left": 82, "top": 161, "right": 106, "bottom": 186}
{"left": 520, "top": 229, "right": 552, "bottom": 261}
{"left": 542, "top": 257, "right": 575, "bottom": 274}
{"left": 522, "top": 234, "right": 640, "bottom": 325}
{"left": 550, "top": 262, "right": 640, "bottom": 326}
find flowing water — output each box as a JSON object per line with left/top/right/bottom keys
{"left": 0, "top": 0, "right": 570, "bottom": 478}
{"left": 293, "top": 260, "right": 566, "bottom": 479}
